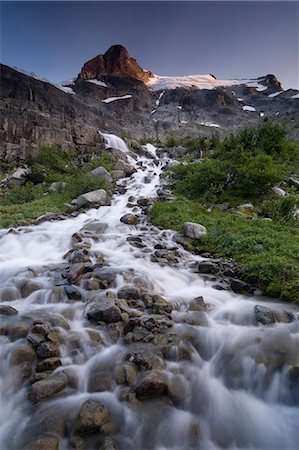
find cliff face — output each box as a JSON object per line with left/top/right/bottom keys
{"left": 1, "top": 45, "right": 298, "bottom": 164}
{"left": 78, "top": 45, "right": 153, "bottom": 82}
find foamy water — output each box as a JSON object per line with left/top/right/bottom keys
{"left": 0, "top": 135, "right": 298, "bottom": 449}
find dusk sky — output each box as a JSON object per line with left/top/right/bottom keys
{"left": 1, "top": 1, "right": 298, "bottom": 90}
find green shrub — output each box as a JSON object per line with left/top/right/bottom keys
{"left": 65, "top": 172, "right": 109, "bottom": 199}
{"left": 27, "top": 145, "right": 69, "bottom": 178}
{"left": 88, "top": 153, "right": 115, "bottom": 173}
{"left": 235, "top": 153, "right": 286, "bottom": 195}
{"left": 1, "top": 182, "right": 45, "bottom": 206}
{"left": 258, "top": 195, "right": 299, "bottom": 226}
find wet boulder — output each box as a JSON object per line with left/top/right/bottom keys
{"left": 87, "top": 299, "right": 121, "bottom": 323}
{"left": 134, "top": 370, "right": 168, "bottom": 400}
{"left": 120, "top": 214, "right": 139, "bottom": 225}
{"left": 36, "top": 357, "right": 62, "bottom": 373}
{"left": 196, "top": 261, "right": 219, "bottom": 274}
{"left": 230, "top": 279, "right": 250, "bottom": 293}
{"left": 36, "top": 342, "right": 60, "bottom": 359}
{"left": 64, "top": 285, "right": 82, "bottom": 301}
{"left": 189, "top": 296, "right": 207, "bottom": 311}
{"left": 254, "top": 305, "right": 275, "bottom": 325}
{"left": 26, "top": 435, "right": 60, "bottom": 450}
{"left": 72, "top": 189, "right": 111, "bottom": 209}
{"left": 254, "top": 304, "right": 295, "bottom": 325}
{"left": 93, "top": 268, "right": 117, "bottom": 288}
{"left": 99, "top": 437, "right": 120, "bottom": 450}
{"left": 0, "top": 286, "right": 20, "bottom": 302}
{"left": 65, "top": 263, "right": 94, "bottom": 284}
{"left": 11, "top": 344, "right": 36, "bottom": 367}
{"left": 118, "top": 287, "right": 140, "bottom": 300}
{"left": 183, "top": 222, "right": 207, "bottom": 239}
{"left": 114, "top": 362, "right": 138, "bottom": 385}
{"left": 114, "top": 160, "right": 135, "bottom": 177}
{"left": 29, "top": 373, "right": 67, "bottom": 402}
{"left": 73, "top": 399, "right": 109, "bottom": 434}
{"left": 0, "top": 305, "right": 18, "bottom": 315}
{"left": 80, "top": 221, "right": 108, "bottom": 234}
{"left": 67, "top": 250, "right": 91, "bottom": 265}
{"left": 111, "top": 170, "right": 125, "bottom": 181}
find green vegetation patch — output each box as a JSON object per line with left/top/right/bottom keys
{"left": 151, "top": 199, "right": 299, "bottom": 303}
{"left": 0, "top": 145, "right": 110, "bottom": 228}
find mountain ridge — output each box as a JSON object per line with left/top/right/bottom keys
{"left": 0, "top": 45, "right": 298, "bottom": 164}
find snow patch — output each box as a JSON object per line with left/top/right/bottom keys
{"left": 147, "top": 73, "right": 271, "bottom": 92}
{"left": 268, "top": 92, "right": 282, "bottom": 98}
{"left": 246, "top": 81, "right": 268, "bottom": 92}
{"left": 291, "top": 93, "right": 299, "bottom": 99}
{"left": 151, "top": 91, "right": 165, "bottom": 114}
{"left": 199, "top": 122, "right": 220, "bottom": 128}
{"left": 243, "top": 105, "right": 256, "bottom": 112}
{"left": 56, "top": 85, "right": 76, "bottom": 95}
{"left": 237, "top": 98, "right": 244, "bottom": 102}
{"left": 86, "top": 79, "right": 108, "bottom": 88}
{"left": 260, "top": 112, "right": 265, "bottom": 117}
{"left": 102, "top": 95, "right": 132, "bottom": 104}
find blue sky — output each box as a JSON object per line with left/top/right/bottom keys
{"left": 1, "top": 1, "right": 298, "bottom": 89}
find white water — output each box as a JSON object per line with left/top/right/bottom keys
{"left": 101, "top": 132, "right": 129, "bottom": 153}
{"left": 0, "top": 135, "right": 298, "bottom": 449}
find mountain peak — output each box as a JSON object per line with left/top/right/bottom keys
{"left": 78, "top": 44, "right": 152, "bottom": 82}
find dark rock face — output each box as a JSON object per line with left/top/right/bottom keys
{"left": 1, "top": 45, "right": 299, "bottom": 163}
{"left": 78, "top": 45, "right": 152, "bottom": 82}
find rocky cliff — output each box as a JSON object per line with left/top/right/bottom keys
{"left": 1, "top": 45, "right": 298, "bottom": 163}
{"left": 78, "top": 45, "right": 153, "bottom": 82}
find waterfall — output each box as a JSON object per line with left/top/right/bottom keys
{"left": 101, "top": 132, "right": 129, "bottom": 153}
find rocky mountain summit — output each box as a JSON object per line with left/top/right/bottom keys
{"left": 78, "top": 44, "right": 153, "bottom": 82}
{"left": 1, "top": 45, "right": 298, "bottom": 163}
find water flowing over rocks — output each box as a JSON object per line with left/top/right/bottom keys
{"left": 0, "top": 135, "right": 298, "bottom": 450}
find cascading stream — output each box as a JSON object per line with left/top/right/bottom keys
{"left": 0, "top": 135, "right": 298, "bottom": 450}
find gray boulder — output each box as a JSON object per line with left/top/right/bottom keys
{"left": 48, "top": 181, "right": 66, "bottom": 193}
{"left": 183, "top": 222, "right": 207, "bottom": 239}
{"left": 3, "top": 167, "right": 29, "bottom": 187}
{"left": 87, "top": 299, "right": 121, "bottom": 323}
{"left": 73, "top": 189, "right": 110, "bottom": 208}
{"left": 237, "top": 203, "right": 255, "bottom": 210}
{"left": 111, "top": 169, "right": 125, "bottom": 181}
{"left": 91, "top": 166, "right": 113, "bottom": 183}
